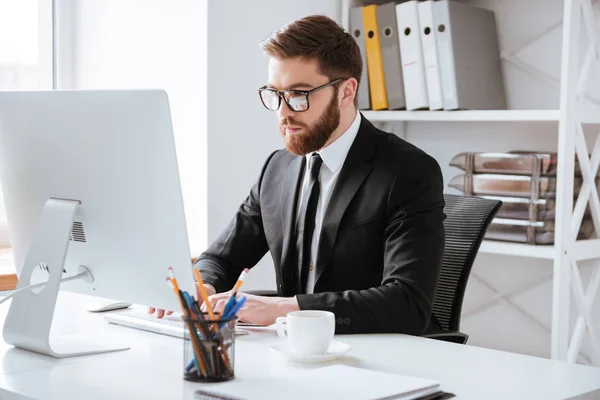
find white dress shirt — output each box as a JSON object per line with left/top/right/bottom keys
{"left": 295, "top": 111, "right": 362, "bottom": 294}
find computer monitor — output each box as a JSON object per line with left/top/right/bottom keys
{"left": 0, "top": 89, "right": 196, "bottom": 357}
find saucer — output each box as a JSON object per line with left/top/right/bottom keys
{"left": 269, "top": 340, "right": 352, "bottom": 363}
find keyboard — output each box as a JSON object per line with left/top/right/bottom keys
{"left": 104, "top": 308, "right": 249, "bottom": 339}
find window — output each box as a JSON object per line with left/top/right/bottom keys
{"left": 0, "top": 1, "right": 207, "bottom": 284}
{"left": 0, "top": 0, "right": 53, "bottom": 278}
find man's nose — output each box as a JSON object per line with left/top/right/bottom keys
{"left": 277, "top": 99, "right": 296, "bottom": 120}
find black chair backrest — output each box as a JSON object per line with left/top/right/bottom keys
{"left": 432, "top": 194, "right": 502, "bottom": 333}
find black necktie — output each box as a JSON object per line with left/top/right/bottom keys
{"left": 296, "top": 153, "right": 323, "bottom": 294}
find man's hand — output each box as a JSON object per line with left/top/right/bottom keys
{"left": 197, "top": 282, "right": 217, "bottom": 300}
{"left": 202, "top": 292, "right": 299, "bottom": 326}
{"left": 147, "top": 308, "right": 173, "bottom": 319}
{"left": 147, "top": 283, "right": 216, "bottom": 319}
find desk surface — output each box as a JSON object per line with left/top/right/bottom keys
{"left": 0, "top": 292, "right": 599, "bottom": 400}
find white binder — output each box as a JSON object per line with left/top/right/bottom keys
{"left": 396, "top": 1, "right": 428, "bottom": 111}
{"left": 432, "top": 0, "right": 506, "bottom": 110}
{"left": 418, "top": 0, "right": 443, "bottom": 111}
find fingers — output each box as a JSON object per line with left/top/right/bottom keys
{"left": 236, "top": 308, "right": 251, "bottom": 324}
{"left": 214, "top": 299, "right": 228, "bottom": 315}
{"left": 195, "top": 284, "right": 217, "bottom": 306}
{"left": 201, "top": 292, "right": 230, "bottom": 313}
{"left": 205, "top": 284, "right": 216, "bottom": 297}
{"left": 200, "top": 297, "right": 217, "bottom": 313}
{"left": 148, "top": 308, "right": 174, "bottom": 319}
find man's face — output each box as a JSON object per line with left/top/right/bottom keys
{"left": 266, "top": 57, "right": 341, "bottom": 156}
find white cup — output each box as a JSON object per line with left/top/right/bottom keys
{"left": 275, "top": 310, "right": 335, "bottom": 355}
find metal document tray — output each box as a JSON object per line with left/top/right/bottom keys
{"left": 449, "top": 151, "right": 587, "bottom": 176}
{"left": 448, "top": 173, "right": 585, "bottom": 199}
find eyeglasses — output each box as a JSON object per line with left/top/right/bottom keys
{"left": 258, "top": 78, "right": 346, "bottom": 112}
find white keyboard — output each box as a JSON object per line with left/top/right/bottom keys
{"left": 105, "top": 308, "right": 249, "bottom": 339}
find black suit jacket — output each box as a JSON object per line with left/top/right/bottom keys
{"left": 195, "top": 115, "right": 446, "bottom": 335}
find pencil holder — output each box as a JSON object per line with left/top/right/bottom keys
{"left": 183, "top": 316, "right": 237, "bottom": 382}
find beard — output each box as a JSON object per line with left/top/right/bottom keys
{"left": 280, "top": 91, "right": 341, "bottom": 156}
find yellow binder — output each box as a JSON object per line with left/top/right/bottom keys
{"left": 362, "top": 5, "right": 388, "bottom": 110}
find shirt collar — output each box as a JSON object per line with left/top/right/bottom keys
{"left": 306, "top": 111, "right": 361, "bottom": 174}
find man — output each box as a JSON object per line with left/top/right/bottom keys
{"left": 152, "top": 15, "right": 446, "bottom": 335}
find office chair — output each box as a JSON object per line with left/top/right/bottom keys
{"left": 248, "top": 194, "right": 501, "bottom": 345}
{"left": 423, "top": 194, "right": 502, "bottom": 344}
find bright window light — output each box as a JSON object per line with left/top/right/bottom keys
{"left": 0, "top": 0, "right": 39, "bottom": 65}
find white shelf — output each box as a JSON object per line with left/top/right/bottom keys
{"left": 479, "top": 240, "right": 555, "bottom": 259}
{"left": 361, "top": 108, "right": 600, "bottom": 124}
{"left": 479, "top": 238, "right": 600, "bottom": 261}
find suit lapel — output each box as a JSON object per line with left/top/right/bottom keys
{"left": 315, "top": 117, "right": 376, "bottom": 283}
{"left": 280, "top": 155, "right": 305, "bottom": 295}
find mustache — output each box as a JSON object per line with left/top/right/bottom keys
{"left": 280, "top": 117, "right": 306, "bottom": 128}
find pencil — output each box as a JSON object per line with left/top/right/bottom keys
{"left": 168, "top": 267, "right": 182, "bottom": 292}
{"left": 166, "top": 273, "right": 208, "bottom": 376}
{"left": 178, "top": 288, "right": 212, "bottom": 376}
{"left": 230, "top": 268, "right": 249, "bottom": 296}
{"left": 221, "top": 268, "right": 248, "bottom": 319}
{"left": 191, "top": 268, "right": 233, "bottom": 373}
{"left": 193, "top": 268, "right": 216, "bottom": 319}
{"left": 182, "top": 290, "right": 215, "bottom": 376}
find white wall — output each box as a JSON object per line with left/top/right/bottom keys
{"left": 206, "top": 0, "right": 341, "bottom": 290}
{"left": 71, "top": 0, "right": 208, "bottom": 256}
{"left": 206, "top": 0, "right": 600, "bottom": 364}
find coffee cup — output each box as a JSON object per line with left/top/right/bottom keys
{"left": 275, "top": 310, "right": 335, "bottom": 355}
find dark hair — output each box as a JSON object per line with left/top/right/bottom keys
{"left": 260, "top": 15, "right": 362, "bottom": 107}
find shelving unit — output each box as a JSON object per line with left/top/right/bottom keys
{"left": 362, "top": 108, "right": 600, "bottom": 123}
{"left": 479, "top": 238, "right": 600, "bottom": 260}
{"left": 479, "top": 240, "right": 556, "bottom": 259}
{"left": 342, "top": 0, "right": 600, "bottom": 366}
{"left": 363, "top": 109, "right": 562, "bottom": 122}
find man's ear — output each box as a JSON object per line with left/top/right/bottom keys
{"left": 340, "top": 78, "right": 358, "bottom": 109}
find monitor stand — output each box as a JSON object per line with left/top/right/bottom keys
{"left": 2, "top": 198, "right": 130, "bottom": 358}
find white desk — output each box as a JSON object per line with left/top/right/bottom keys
{"left": 0, "top": 292, "right": 599, "bottom": 400}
